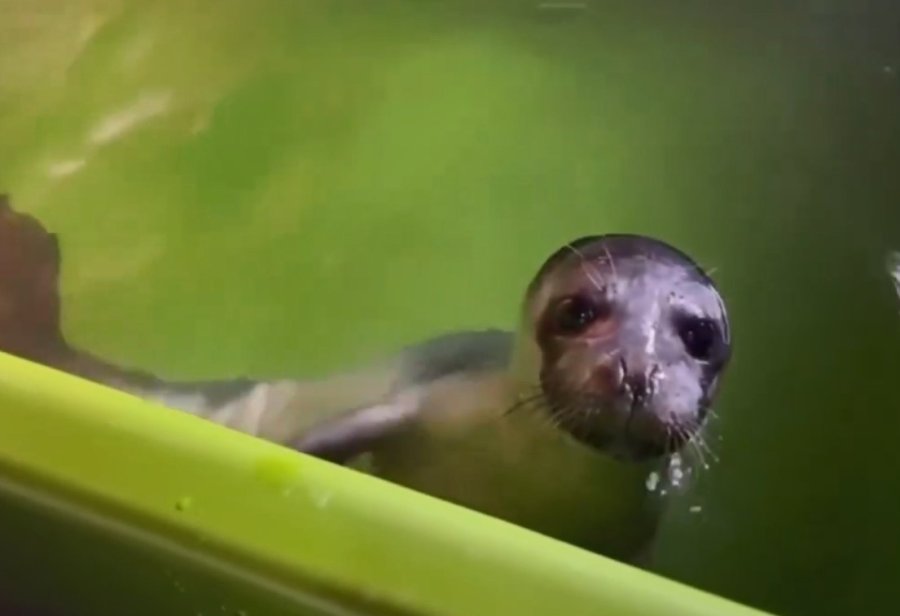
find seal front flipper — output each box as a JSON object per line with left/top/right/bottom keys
{"left": 0, "top": 200, "right": 418, "bottom": 456}
{"left": 0, "top": 196, "right": 278, "bottom": 424}
{"left": 273, "top": 331, "right": 514, "bottom": 465}
{"left": 290, "top": 390, "right": 424, "bottom": 464}
{"left": 0, "top": 194, "right": 67, "bottom": 365}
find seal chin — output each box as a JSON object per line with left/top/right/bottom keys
{"left": 623, "top": 404, "right": 700, "bottom": 461}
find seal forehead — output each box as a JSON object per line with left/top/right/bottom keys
{"left": 635, "top": 260, "right": 725, "bottom": 320}
{"left": 525, "top": 235, "right": 725, "bottom": 327}
{"left": 530, "top": 235, "right": 712, "bottom": 290}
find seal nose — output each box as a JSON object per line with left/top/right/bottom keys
{"left": 620, "top": 358, "right": 655, "bottom": 407}
{"left": 590, "top": 359, "right": 624, "bottom": 396}
{"left": 589, "top": 358, "right": 657, "bottom": 405}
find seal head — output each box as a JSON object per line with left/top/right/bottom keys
{"left": 517, "top": 235, "right": 731, "bottom": 462}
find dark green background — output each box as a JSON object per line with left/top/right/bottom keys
{"left": 2, "top": 1, "right": 899, "bottom": 615}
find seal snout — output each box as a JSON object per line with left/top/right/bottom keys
{"left": 620, "top": 359, "right": 659, "bottom": 410}
{"left": 590, "top": 357, "right": 657, "bottom": 410}
{"left": 589, "top": 358, "right": 624, "bottom": 397}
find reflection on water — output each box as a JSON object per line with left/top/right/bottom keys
{"left": 1, "top": 1, "right": 899, "bottom": 616}
{"left": 887, "top": 252, "right": 900, "bottom": 302}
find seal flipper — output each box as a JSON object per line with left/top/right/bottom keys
{"left": 0, "top": 198, "right": 415, "bottom": 458}
{"left": 0, "top": 197, "right": 497, "bottom": 472}
{"left": 286, "top": 331, "right": 514, "bottom": 464}
{"left": 0, "top": 195, "right": 67, "bottom": 365}
{"left": 0, "top": 196, "right": 261, "bottom": 415}
{"left": 291, "top": 390, "right": 423, "bottom": 464}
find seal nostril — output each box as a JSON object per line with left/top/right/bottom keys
{"left": 592, "top": 361, "right": 623, "bottom": 395}
{"left": 626, "top": 374, "right": 647, "bottom": 404}
{"left": 622, "top": 367, "right": 655, "bottom": 407}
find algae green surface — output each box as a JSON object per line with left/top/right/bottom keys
{"left": 1, "top": 2, "right": 899, "bottom": 615}
{"left": 0, "top": 352, "right": 770, "bottom": 616}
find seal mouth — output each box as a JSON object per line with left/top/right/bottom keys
{"left": 543, "top": 389, "right": 701, "bottom": 462}
{"left": 537, "top": 356, "right": 701, "bottom": 461}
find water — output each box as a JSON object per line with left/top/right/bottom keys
{"left": 2, "top": 1, "right": 899, "bottom": 615}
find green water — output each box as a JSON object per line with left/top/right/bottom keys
{"left": 1, "top": 1, "right": 899, "bottom": 615}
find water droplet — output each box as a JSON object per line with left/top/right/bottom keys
{"left": 175, "top": 497, "right": 193, "bottom": 512}
{"left": 689, "top": 505, "right": 703, "bottom": 514}
{"left": 645, "top": 472, "right": 660, "bottom": 492}
{"left": 667, "top": 454, "right": 685, "bottom": 488}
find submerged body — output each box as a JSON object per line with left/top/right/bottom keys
{"left": 61, "top": 330, "right": 661, "bottom": 558}
{"left": 0, "top": 196, "right": 731, "bottom": 563}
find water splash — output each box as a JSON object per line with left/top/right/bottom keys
{"left": 644, "top": 453, "right": 695, "bottom": 495}
{"left": 668, "top": 453, "right": 686, "bottom": 488}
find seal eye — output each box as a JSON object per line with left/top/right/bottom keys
{"left": 554, "top": 295, "right": 610, "bottom": 336}
{"left": 676, "top": 315, "right": 719, "bottom": 361}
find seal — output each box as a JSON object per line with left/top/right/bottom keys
{"left": 0, "top": 195, "right": 732, "bottom": 562}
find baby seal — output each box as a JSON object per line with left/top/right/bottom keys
{"left": 0, "top": 196, "right": 731, "bottom": 562}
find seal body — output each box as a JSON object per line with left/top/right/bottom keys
{"left": 366, "top": 332, "right": 662, "bottom": 558}
{"left": 0, "top": 196, "right": 731, "bottom": 564}
{"left": 45, "top": 330, "right": 660, "bottom": 559}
